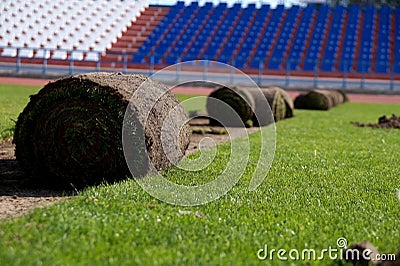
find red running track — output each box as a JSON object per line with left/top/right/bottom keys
{"left": 1, "top": 77, "right": 399, "bottom": 104}
{"left": 171, "top": 87, "right": 400, "bottom": 105}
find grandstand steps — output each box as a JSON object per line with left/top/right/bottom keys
{"left": 297, "top": 11, "right": 317, "bottom": 69}
{"left": 352, "top": 12, "right": 364, "bottom": 71}
{"left": 263, "top": 10, "right": 288, "bottom": 68}
{"left": 317, "top": 11, "right": 333, "bottom": 70}
{"left": 116, "top": 38, "right": 148, "bottom": 48}
{"left": 370, "top": 12, "right": 379, "bottom": 72}
{"left": 198, "top": 8, "right": 229, "bottom": 57}
{"left": 101, "top": 6, "right": 168, "bottom": 63}
{"left": 281, "top": 11, "right": 303, "bottom": 69}
{"left": 162, "top": 6, "right": 201, "bottom": 63}
{"left": 358, "top": 6, "right": 376, "bottom": 72}
{"left": 390, "top": 12, "right": 395, "bottom": 68}
{"left": 122, "top": 30, "right": 153, "bottom": 38}
{"left": 214, "top": 9, "right": 244, "bottom": 59}
{"left": 230, "top": 9, "right": 258, "bottom": 62}
{"left": 1, "top": 2, "right": 398, "bottom": 76}
{"left": 131, "top": 7, "right": 167, "bottom": 23}
{"left": 395, "top": 7, "right": 400, "bottom": 73}
{"left": 333, "top": 12, "right": 348, "bottom": 71}
{"left": 106, "top": 47, "right": 138, "bottom": 53}
{"left": 245, "top": 10, "right": 273, "bottom": 67}
{"left": 145, "top": 5, "right": 186, "bottom": 62}
{"left": 182, "top": 7, "right": 215, "bottom": 58}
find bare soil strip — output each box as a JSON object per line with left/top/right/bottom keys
{"left": 352, "top": 114, "right": 400, "bottom": 129}
{"left": 0, "top": 118, "right": 258, "bottom": 220}
{"left": 0, "top": 138, "right": 70, "bottom": 220}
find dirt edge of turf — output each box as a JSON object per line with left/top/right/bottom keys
{"left": 351, "top": 114, "right": 400, "bottom": 129}
{"left": 0, "top": 119, "right": 260, "bottom": 220}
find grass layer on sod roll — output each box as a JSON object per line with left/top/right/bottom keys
{"left": 0, "top": 84, "right": 203, "bottom": 143}
{"left": 1, "top": 84, "right": 400, "bottom": 265}
{"left": 12, "top": 73, "right": 191, "bottom": 187}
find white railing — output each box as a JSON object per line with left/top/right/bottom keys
{"left": 0, "top": 46, "right": 399, "bottom": 91}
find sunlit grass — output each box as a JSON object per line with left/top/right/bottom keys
{"left": 0, "top": 84, "right": 40, "bottom": 140}
{"left": 0, "top": 83, "right": 399, "bottom": 265}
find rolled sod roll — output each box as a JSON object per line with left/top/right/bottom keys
{"left": 206, "top": 86, "right": 255, "bottom": 127}
{"left": 13, "top": 72, "right": 191, "bottom": 187}
{"left": 206, "top": 86, "right": 284, "bottom": 127}
{"left": 265, "top": 87, "right": 294, "bottom": 118}
{"left": 327, "top": 90, "right": 345, "bottom": 107}
{"left": 294, "top": 89, "right": 347, "bottom": 110}
{"left": 237, "top": 87, "right": 286, "bottom": 126}
{"left": 258, "top": 88, "right": 286, "bottom": 123}
{"left": 236, "top": 87, "right": 282, "bottom": 126}
{"left": 337, "top": 89, "right": 349, "bottom": 103}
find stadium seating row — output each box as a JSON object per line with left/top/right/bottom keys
{"left": 130, "top": 2, "right": 398, "bottom": 74}
{"left": 0, "top": 1, "right": 398, "bottom": 74}
{"left": 0, "top": 0, "right": 147, "bottom": 61}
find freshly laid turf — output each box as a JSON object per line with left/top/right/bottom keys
{"left": 0, "top": 84, "right": 40, "bottom": 140}
{"left": 0, "top": 83, "right": 399, "bottom": 265}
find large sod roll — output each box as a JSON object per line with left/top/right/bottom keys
{"left": 264, "top": 87, "right": 294, "bottom": 118}
{"left": 13, "top": 72, "right": 191, "bottom": 187}
{"left": 206, "top": 86, "right": 255, "bottom": 127}
{"left": 258, "top": 87, "right": 286, "bottom": 124}
{"left": 206, "top": 86, "right": 287, "bottom": 127}
{"left": 294, "top": 89, "right": 348, "bottom": 110}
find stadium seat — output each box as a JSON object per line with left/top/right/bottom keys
{"left": 0, "top": 0, "right": 148, "bottom": 61}
{"left": 0, "top": 1, "right": 396, "bottom": 75}
{"left": 1, "top": 47, "right": 17, "bottom": 57}
{"left": 52, "top": 50, "right": 68, "bottom": 60}
{"left": 18, "top": 48, "right": 34, "bottom": 58}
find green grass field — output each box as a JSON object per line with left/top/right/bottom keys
{"left": 0, "top": 84, "right": 399, "bottom": 265}
{"left": 0, "top": 84, "right": 41, "bottom": 140}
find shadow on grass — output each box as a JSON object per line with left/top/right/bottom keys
{"left": 0, "top": 138, "right": 75, "bottom": 197}
{"left": 0, "top": 158, "right": 75, "bottom": 197}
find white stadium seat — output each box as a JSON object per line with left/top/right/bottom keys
{"left": 70, "top": 51, "right": 84, "bottom": 61}
{"left": 2, "top": 47, "right": 17, "bottom": 57}
{"left": 35, "top": 49, "right": 51, "bottom": 59}
{"left": 18, "top": 48, "right": 34, "bottom": 58}
{"left": 0, "top": 0, "right": 149, "bottom": 59}
{"left": 85, "top": 51, "right": 100, "bottom": 61}
{"left": 52, "top": 50, "right": 67, "bottom": 60}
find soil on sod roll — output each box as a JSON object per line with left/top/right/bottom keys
{"left": 352, "top": 114, "right": 400, "bottom": 129}
{"left": 258, "top": 87, "right": 286, "bottom": 123}
{"left": 265, "top": 87, "right": 294, "bottom": 118}
{"left": 206, "top": 86, "right": 286, "bottom": 127}
{"left": 206, "top": 86, "right": 255, "bottom": 127}
{"left": 237, "top": 87, "right": 286, "bottom": 126}
{"left": 294, "top": 89, "right": 348, "bottom": 110}
{"left": 13, "top": 72, "right": 191, "bottom": 188}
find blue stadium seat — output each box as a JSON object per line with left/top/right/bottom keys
{"left": 126, "top": 2, "right": 396, "bottom": 74}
